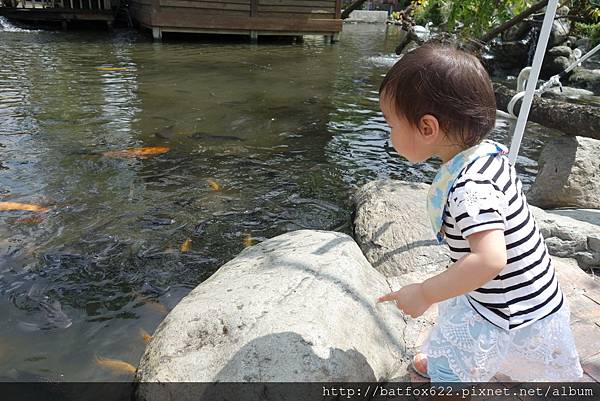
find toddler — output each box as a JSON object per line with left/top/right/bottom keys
{"left": 376, "top": 42, "right": 583, "bottom": 382}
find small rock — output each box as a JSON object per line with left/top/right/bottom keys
{"left": 400, "top": 40, "right": 420, "bottom": 55}
{"left": 410, "top": 25, "right": 430, "bottom": 44}
{"left": 549, "top": 12, "right": 571, "bottom": 47}
{"left": 575, "top": 38, "right": 591, "bottom": 51}
{"left": 547, "top": 45, "right": 572, "bottom": 58}
{"left": 589, "top": 235, "right": 600, "bottom": 253}
{"left": 556, "top": 5, "right": 570, "bottom": 16}
{"left": 564, "top": 35, "right": 577, "bottom": 48}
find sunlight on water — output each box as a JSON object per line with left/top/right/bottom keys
{"left": 0, "top": 23, "right": 571, "bottom": 381}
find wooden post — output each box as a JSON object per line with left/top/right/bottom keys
{"left": 250, "top": 30, "right": 258, "bottom": 42}
{"left": 152, "top": 27, "right": 162, "bottom": 40}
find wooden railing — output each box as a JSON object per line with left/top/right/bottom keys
{"left": 0, "top": 0, "right": 112, "bottom": 10}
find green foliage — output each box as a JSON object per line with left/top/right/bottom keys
{"left": 571, "top": 0, "right": 600, "bottom": 46}
{"left": 569, "top": 0, "right": 600, "bottom": 23}
{"left": 574, "top": 22, "right": 600, "bottom": 46}
{"left": 409, "top": 0, "right": 600, "bottom": 41}
{"left": 411, "top": 0, "right": 531, "bottom": 39}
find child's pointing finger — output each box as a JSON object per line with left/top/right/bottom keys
{"left": 376, "top": 292, "right": 397, "bottom": 303}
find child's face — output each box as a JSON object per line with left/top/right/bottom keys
{"left": 379, "top": 96, "right": 433, "bottom": 163}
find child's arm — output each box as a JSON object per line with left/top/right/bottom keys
{"left": 377, "top": 228, "right": 507, "bottom": 317}
{"left": 422, "top": 228, "right": 507, "bottom": 303}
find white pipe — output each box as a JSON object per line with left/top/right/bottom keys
{"left": 564, "top": 42, "right": 600, "bottom": 74}
{"left": 508, "top": 0, "right": 559, "bottom": 165}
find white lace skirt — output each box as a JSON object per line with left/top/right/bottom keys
{"left": 421, "top": 294, "right": 584, "bottom": 382}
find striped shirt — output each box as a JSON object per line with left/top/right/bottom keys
{"left": 442, "top": 153, "right": 564, "bottom": 331}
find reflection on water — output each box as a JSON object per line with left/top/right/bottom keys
{"left": 0, "top": 22, "right": 566, "bottom": 380}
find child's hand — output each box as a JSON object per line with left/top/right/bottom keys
{"left": 376, "top": 283, "right": 431, "bottom": 318}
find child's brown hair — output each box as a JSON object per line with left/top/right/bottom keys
{"left": 379, "top": 42, "right": 496, "bottom": 148}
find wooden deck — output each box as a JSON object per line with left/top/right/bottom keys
{"left": 0, "top": 0, "right": 116, "bottom": 25}
{"left": 129, "top": 0, "right": 343, "bottom": 41}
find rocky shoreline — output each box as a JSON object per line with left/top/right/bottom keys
{"left": 134, "top": 137, "right": 600, "bottom": 394}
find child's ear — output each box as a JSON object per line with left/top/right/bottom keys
{"left": 418, "top": 114, "right": 440, "bottom": 143}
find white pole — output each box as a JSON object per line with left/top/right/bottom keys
{"left": 508, "top": 0, "right": 559, "bottom": 165}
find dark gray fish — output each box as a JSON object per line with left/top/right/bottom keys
{"left": 20, "top": 290, "right": 72, "bottom": 330}
{"left": 39, "top": 300, "right": 72, "bottom": 329}
{"left": 154, "top": 125, "right": 176, "bottom": 140}
{"left": 192, "top": 220, "right": 208, "bottom": 237}
{"left": 190, "top": 132, "right": 244, "bottom": 141}
{"left": 17, "top": 321, "right": 41, "bottom": 332}
{"left": 139, "top": 216, "right": 175, "bottom": 227}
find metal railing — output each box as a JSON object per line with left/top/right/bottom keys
{"left": 0, "top": 0, "right": 112, "bottom": 10}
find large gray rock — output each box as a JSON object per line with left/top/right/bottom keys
{"left": 532, "top": 207, "right": 600, "bottom": 271}
{"left": 493, "top": 40, "right": 529, "bottom": 69}
{"left": 567, "top": 68, "right": 600, "bottom": 94}
{"left": 135, "top": 230, "right": 411, "bottom": 398}
{"left": 502, "top": 20, "right": 530, "bottom": 42}
{"left": 549, "top": 8, "right": 571, "bottom": 47}
{"left": 542, "top": 55, "right": 571, "bottom": 78}
{"left": 527, "top": 136, "right": 600, "bottom": 209}
{"left": 352, "top": 180, "right": 450, "bottom": 277}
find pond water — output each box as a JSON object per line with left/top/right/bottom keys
{"left": 0, "top": 20, "right": 569, "bottom": 381}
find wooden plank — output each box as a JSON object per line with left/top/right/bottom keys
{"left": 129, "top": 5, "right": 152, "bottom": 24}
{"left": 0, "top": 8, "right": 114, "bottom": 20}
{"left": 259, "top": 0, "right": 334, "bottom": 6}
{"left": 257, "top": 5, "right": 334, "bottom": 12}
{"left": 257, "top": 11, "right": 334, "bottom": 18}
{"left": 160, "top": 0, "right": 250, "bottom": 11}
{"left": 572, "top": 320, "right": 600, "bottom": 362}
{"left": 152, "top": 10, "right": 341, "bottom": 31}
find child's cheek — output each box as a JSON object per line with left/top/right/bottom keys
{"left": 390, "top": 130, "right": 402, "bottom": 154}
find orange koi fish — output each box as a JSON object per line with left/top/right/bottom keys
{"left": 180, "top": 238, "right": 192, "bottom": 253}
{"left": 102, "top": 147, "right": 170, "bottom": 159}
{"left": 0, "top": 202, "right": 49, "bottom": 213}
{"left": 207, "top": 179, "right": 221, "bottom": 192}
{"left": 15, "top": 216, "right": 44, "bottom": 224}
{"left": 147, "top": 301, "right": 169, "bottom": 316}
{"left": 243, "top": 233, "right": 253, "bottom": 248}
{"left": 139, "top": 328, "right": 152, "bottom": 344}
{"left": 134, "top": 294, "right": 169, "bottom": 316}
{"left": 95, "top": 356, "right": 136, "bottom": 374}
